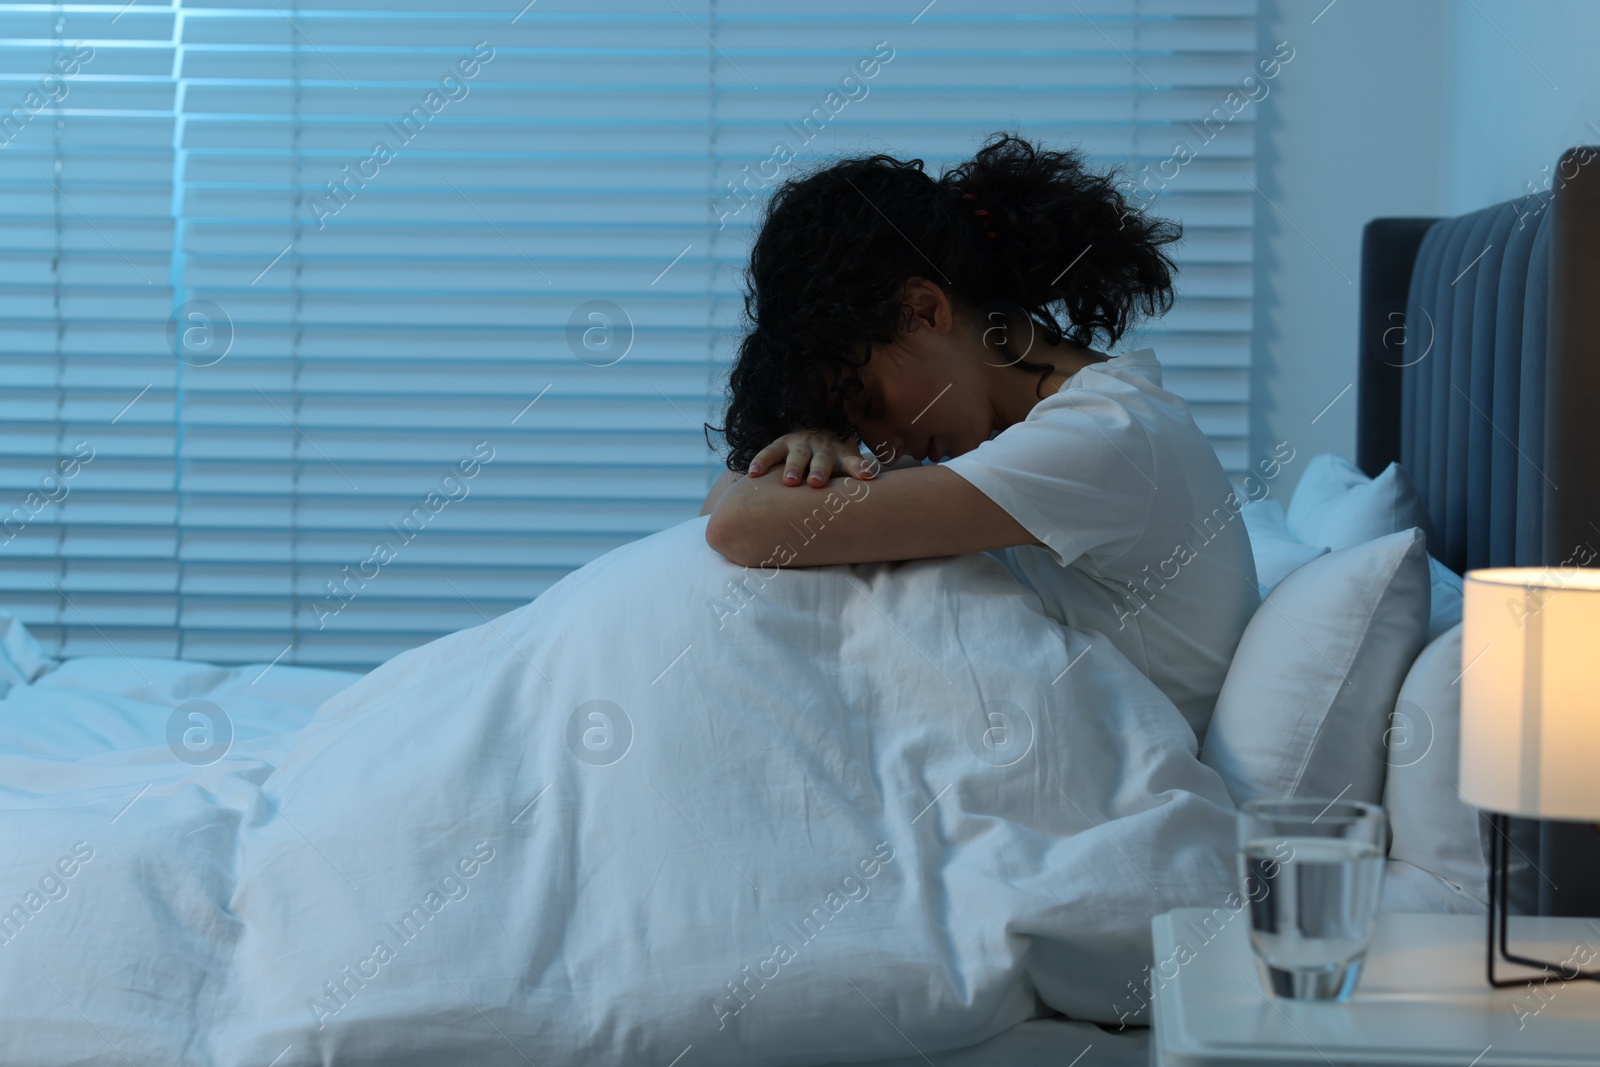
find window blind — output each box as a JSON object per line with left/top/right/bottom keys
{"left": 4, "top": 0, "right": 1258, "bottom": 671}
{"left": 1, "top": 4, "right": 178, "bottom": 657}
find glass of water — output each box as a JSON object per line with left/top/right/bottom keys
{"left": 1238, "top": 798, "right": 1388, "bottom": 1001}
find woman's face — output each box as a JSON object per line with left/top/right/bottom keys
{"left": 840, "top": 323, "right": 998, "bottom": 466}
{"left": 832, "top": 279, "right": 1004, "bottom": 467}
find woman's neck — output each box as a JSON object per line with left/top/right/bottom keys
{"left": 1038, "top": 345, "right": 1108, "bottom": 395}
{"left": 991, "top": 342, "right": 1108, "bottom": 429}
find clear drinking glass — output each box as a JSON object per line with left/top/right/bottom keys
{"left": 1237, "top": 798, "right": 1388, "bottom": 1001}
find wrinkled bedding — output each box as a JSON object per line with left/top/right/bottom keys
{"left": 0, "top": 516, "right": 1234, "bottom": 1065}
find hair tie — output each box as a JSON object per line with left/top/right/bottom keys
{"left": 953, "top": 185, "right": 1002, "bottom": 240}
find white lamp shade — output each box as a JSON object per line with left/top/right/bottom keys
{"left": 1459, "top": 567, "right": 1600, "bottom": 820}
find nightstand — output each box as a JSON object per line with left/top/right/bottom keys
{"left": 1151, "top": 908, "right": 1600, "bottom": 1065}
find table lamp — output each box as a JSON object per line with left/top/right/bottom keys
{"left": 1459, "top": 567, "right": 1600, "bottom": 988}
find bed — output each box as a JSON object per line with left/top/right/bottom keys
{"left": 0, "top": 147, "right": 1595, "bottom": 1066}
{"left": 1355, "top": 142, "right": 1600, "bottom": 919}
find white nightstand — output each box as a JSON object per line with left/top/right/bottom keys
{"left": 1151, "top": 908, "right": 1600, "bottom": 1065}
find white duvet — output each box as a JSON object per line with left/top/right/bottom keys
{"left": 0, "top": 516, "right": 1237, "bottom": 1066}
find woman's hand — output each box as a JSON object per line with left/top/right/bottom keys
{"left": 748, "top": 430, "right": 879, "bottom": 487}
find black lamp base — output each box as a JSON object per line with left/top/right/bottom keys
{"left": 1486, "top": 812, "right": 1600, "bottom": 987}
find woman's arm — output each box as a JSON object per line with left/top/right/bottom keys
{"left": 704, "top": 463, "right": 1042, "bottom": 568}
{"left": 700, "top": 428, "right": 905, "bottom": 520}
{"left": 699, "top": 469, "right": 744, "bottom": 517}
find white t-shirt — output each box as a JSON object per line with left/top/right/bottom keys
{"left": 942, "top": 346, "right": 1258, "bottom": 743}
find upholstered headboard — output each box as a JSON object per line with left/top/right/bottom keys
{"left": 1357, "top": 145, "right": 1600, "bottom": 574}
{"left": 1355, "top": 145, "right": 1600, "bottom": 918}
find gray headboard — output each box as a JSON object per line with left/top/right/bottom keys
{"left": 1355, "top": 145, "right": 1600, "bottom": 918}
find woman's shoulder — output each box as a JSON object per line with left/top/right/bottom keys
{"left": 1027, "top": 345, "right": 1164, "bottom": 421}
{"left": 1027, "top": 345, "right": 1208, "bottom": 462}
{"left": 1077, "top": 346, "right": 1162, "bottom": 389}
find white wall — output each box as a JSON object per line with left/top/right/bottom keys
{"left": 1251, "top": 0, "right": 1600, "bottom": 495}
{"left": 1250, "top": 0, "right": 1444, "bottom": 495}
{"left": 1439, "top": 0, "right": 1600, "bottom": 214}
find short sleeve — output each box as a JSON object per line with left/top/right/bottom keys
{"left": 941, "top": 386, "right": 1157, "bottom": 568}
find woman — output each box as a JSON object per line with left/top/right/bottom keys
{"left": 702, "top": 133, "right": 1259, "bottom": 742}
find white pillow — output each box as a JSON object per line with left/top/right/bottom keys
{"left": 1283, "top": 452, "right": 1462, "bottom": 639}
{"left": 1381, "top": 858, "right": 1485, "bottom": 914}
{"left": 1240, "top": 499, "right": 1329, "bottom": 598}
{"left": 0, "top": 611, "right": 55, "bottom": 699}
{"left": 1200, "top": 528, "right": 1430, "bottom": 805}
{"left": 1427, "top": 557, "right": 1464, "bottom": 642}
{"left": 1380, "top": 623, "right": 1488, "bottom": 910}
{"left": 1286, "top": 453, "right": 1436, "bottom": 552}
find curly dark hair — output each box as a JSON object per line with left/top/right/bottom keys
{"left": 704, "top": 132, "right": 1183, "bottom": 472}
